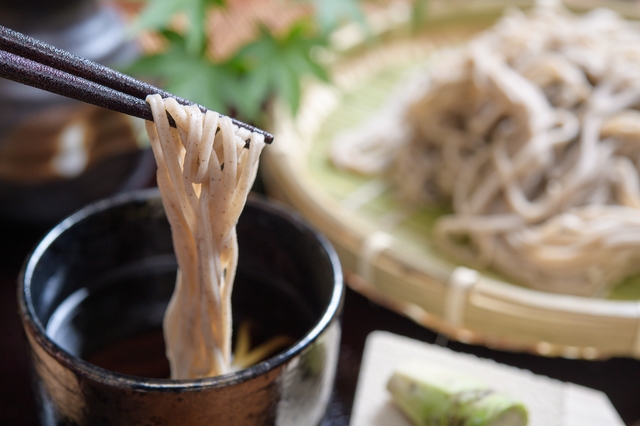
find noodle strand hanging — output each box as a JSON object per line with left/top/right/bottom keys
{"left": 146, "top": 94, "right": 265, "bottom": 379}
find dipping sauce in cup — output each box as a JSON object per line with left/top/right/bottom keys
{"left": 18, "top": 188, "right": 344, "bottom": 425}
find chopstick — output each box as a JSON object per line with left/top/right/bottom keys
{"left": 0, "top": 25, "right": 273, "bottom": 144}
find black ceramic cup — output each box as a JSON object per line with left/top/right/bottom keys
{"left": 18, "top": 188, "right": 344, "bottom": 425}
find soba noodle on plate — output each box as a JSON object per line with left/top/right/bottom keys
{"left": 146, "top": 94, "right": 265, "bottom": 379}
{"left": 331, "top": 0, "right": 640, "bottom": 297}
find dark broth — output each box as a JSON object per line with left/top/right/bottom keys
{"left": 45, "top": 259, "right": 318, "bottom": 379}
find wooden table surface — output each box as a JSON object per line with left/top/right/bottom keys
{"left": 2, "top": 193, "right": 640, "bottom": 426}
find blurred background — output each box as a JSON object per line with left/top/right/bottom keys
{"left": 3, "top": 0, "right": 640, "bottom": 425}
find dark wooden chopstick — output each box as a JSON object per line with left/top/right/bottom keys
{"left": 0, "top": 25, "right": 273, "bottom": 144}
{"left": 0, "top": 50, "right": 155, "bottom": 121}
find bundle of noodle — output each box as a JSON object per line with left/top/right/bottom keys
{"left": 331, "top": 1, "right": 640, "bottom": 296}
{"left": 146, "top": 94, "right": 266, "bottom": 378}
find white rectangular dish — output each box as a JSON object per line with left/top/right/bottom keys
{"left": 350, "top": 331, "right": 624, "bottom": 426}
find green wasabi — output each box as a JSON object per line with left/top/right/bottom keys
{"left": 387, "top": 363, "right": 528, "bottom": 426}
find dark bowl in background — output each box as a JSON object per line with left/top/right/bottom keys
{"left": 18, "top": 188, "right": 344, "bottom": 425}
{"left": 0, "top": 147, "right": 156, "bottom": 225}
{"left": 0, "top": 0, "right": 148, "bottom": 226}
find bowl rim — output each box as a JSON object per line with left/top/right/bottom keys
{"left": 17, "top": 187, "right": 344, "bottom": 391}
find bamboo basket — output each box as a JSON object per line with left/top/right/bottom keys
{"left": 261, "top": 0, "right": 640, "bottom": 359}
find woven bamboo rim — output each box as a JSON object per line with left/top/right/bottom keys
{"left": 262, "top": 0, "right": 640, "bottom": 360}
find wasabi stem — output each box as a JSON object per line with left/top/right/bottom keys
{"left": 387, "top": 363, "right": 528, "bottom": 426}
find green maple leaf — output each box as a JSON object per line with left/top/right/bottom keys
{"left": 125, "top": 31, "right": 235, "bottom": 114}
{"left": 232, "top": 22, "right": 330, "bottom": 119}
{"left": 129, "top": 0, "right": 225, "bottom": 55}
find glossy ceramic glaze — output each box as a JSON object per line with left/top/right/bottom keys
{"left": 18, "top": 188, "right": 344, "bottom": 425}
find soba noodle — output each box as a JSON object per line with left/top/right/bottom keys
{"left": 331, "top": 1, "right": 640, "bottom": 297}
{"left": 145, "top": 94, "right": 265, "bottom": 379}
